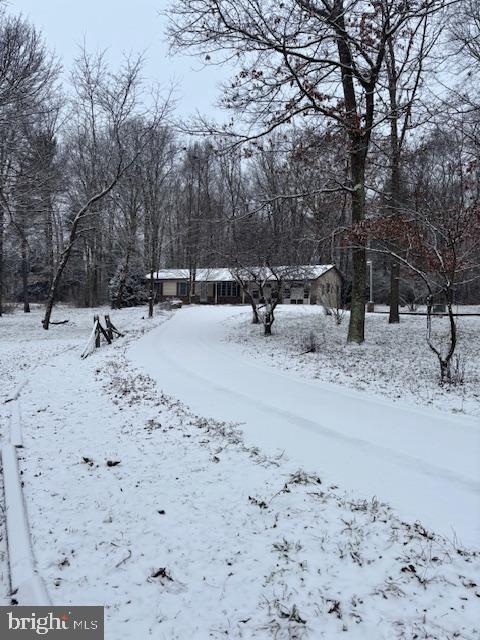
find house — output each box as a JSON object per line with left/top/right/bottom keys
{"left": 146, "top": 265, "right": 343, "bottom": 307}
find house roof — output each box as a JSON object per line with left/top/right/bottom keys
{"left": 146, "top": 268, "right": 236, "bottom": 282}
{"left": 146, "top": 265, "right": 336, "bottom": 282}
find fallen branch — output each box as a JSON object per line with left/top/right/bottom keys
{"left": 115, "top": 550, "right": 132, "bottom": 568}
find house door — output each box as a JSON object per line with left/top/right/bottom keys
{"left": 200, "top": 283, "right": 208, "bottom": 303}
{"left": 290, "top": 285, "right": 304, "bottom": 304}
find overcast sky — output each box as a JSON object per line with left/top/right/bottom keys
{"left": 9, "top": 0, "right": 229, "bottom": 119}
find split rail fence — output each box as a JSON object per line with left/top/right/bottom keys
{"left": 81, "top": 314, "right": 124, "bottom": 359}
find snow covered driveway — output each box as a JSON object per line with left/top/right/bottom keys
{"left": 5, "top": 304, "right": 478, "bottom": 638}
{"left": 130, "top": 305, "right": 480, "bottom": 548}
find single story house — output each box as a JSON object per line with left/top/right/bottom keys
{"left": 146, "top": 265, "right": 343, "bottom": 307}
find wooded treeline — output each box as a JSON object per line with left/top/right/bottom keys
{"left": 0, "top": 1, "right": 479, "bottom": 343}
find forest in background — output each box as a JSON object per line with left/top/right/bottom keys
{"left": 0, "top": 0, "right": 479, "bottom": 344}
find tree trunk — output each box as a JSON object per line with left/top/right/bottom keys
{"left": 385, "top": 33, "right": 406, "bottom": 326}
{"left": 426, "top": 289, "right": 457, "bottom": 385}
{"left": 115, "top": 261, "right": 129, "bottom": 310}
{"left": 387, "top": 134, "right": 401, "bottom": 324}
{"left": 347, "top": 149, "right": 367, "bottom": 343}
{"left": 334, "top": 12, "right": 369, "bottom": 344}
{"left": 264, "top": 309, "right": 273, "bottom": 335}
{"left": 44, "top": 200, "right": 55, "bottom": 285}
{"left": 148, "top": 268, "right": 155, "bottom": 318}
{"left": 348, "top": 245, "right": 366, "bottom": 343}
{"left": 246, "top": 291, "right": 259, "bottom": 323}
{"left": 388, "top": 258, "right": 400, "bottom": 323}
{"left": 43, "top": 245, "right": 72, "bottom": 329}
{"left": 21, "top": 234, "right": 30, "bottom": 313}
{"left": 442, "top": 295, "right": 457, "bottom": 383}
{"left": 115, "top": 206, "right": 138, "bottom": 310}
{"left": 188, "top": 267, "right": 196, "bottom": 304}
{"left": 263, "top": 302, "right": 276, "bottom": 336}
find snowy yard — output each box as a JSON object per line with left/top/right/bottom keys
{"left": 226, "top": 305, "right": 480, "bottom": 418}
{"left": 0, "top": 304, "right": 479, "bottom": 639}
{"left": 0, "top": 304, "right": 168, "bottom": 608}
{"left": 0, "top": 304, "right": 160, "bottom": 403}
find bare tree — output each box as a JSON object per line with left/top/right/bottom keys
{"left": 232, "top": 264, "right": 282, "bottom": 335}
{"left": 167, "top": 0, "right": 448, "bottom": 343}
{"left": 449, "top": 0, "right": 480, "bottom": 66}
{"left": 41, "top": 51, "right": 170, "bottom": 329}
{"left": 380, "top": 11, "right": 441, "bottom": 323}
{"left": 172, "top": 142, "right": 224, "bottom": 303}
{"left": 109, "top": 126, "right": 144, "bottom": 310}
{"left": 351, "top": 129, "right": 480, "bottom": 383}
{"left": 0, "top": 7, "right": 58, "bottom": 316}
{"left": 142, "top": 125, "right": 176, "bottom": 317}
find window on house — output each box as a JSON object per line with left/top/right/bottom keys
{"left": 252, "top": 289, "right": 259, "bottom": 299}
{"left": 326, "top": 283, "right": 331, "bottom": 293}
{"left": 177, "top": 281, "right": 188, "bottom": 296}
{"left": 218, "top": 282, "right": 240, "bottom": 297}
{"left": 303, "top": 285, "right": 310, "bottom": 299}
{"left": 284, "top": 287, "right": 291, "bottom": 298}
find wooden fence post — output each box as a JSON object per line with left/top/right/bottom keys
{"left": 94, "top": 315, "right": 100, "bottom": 348}
{"left": 105, "top": 315, "right": 113, "bottom": 341}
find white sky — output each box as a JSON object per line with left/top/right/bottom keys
{"left": 8, "top": 0, "right": 229, "bottom": 119}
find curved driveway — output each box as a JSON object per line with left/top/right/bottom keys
{"left": 129, "top": 306, "right": 480, "bottom": 548}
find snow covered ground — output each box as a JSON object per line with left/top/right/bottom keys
{"left": 0, "top": 304, "right": 164, "bottom": 607}
{"left": 0, "top": 304, "right": 157, "bottom": 403}
{"left": 0, "top": 303, "right": 479, "bottom": 639}
{"left": 226, "top": 305, "right": 480, "bottom": 418}
{"left": 131, "top": 305, "right": 480, "bottom": 547}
